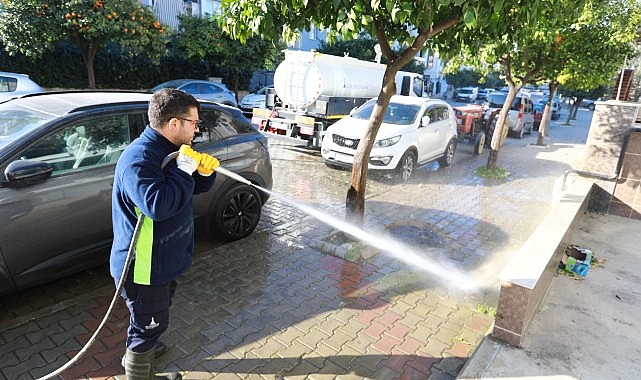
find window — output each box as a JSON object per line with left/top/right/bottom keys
{"left": 180, "top": 83, "right": 200, "bottom": 94}
{"left": 438, "top": 107, "right": 450, "bottom": 120}
{"left": 0, "top": 76, "right": 18, "bottom": 93}
{"left": 201, "top": 83, "right": 222, "bottom": 94}
{"left": 413, "top": 77, "right": 423, "bottom": 97}
{"left": 22, "top": 115, "right": 131, "bottom": 174}
{"left": 426, "top": 107, "right": 439, "bottom": 122}
{"left": 309, "top": 25, "right": 317, "bottom": 40}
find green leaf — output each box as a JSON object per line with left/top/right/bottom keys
{"left": 463, "top": 9, "right": 475, "bottom": 27}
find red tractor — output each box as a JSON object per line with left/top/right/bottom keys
{"left": 453, "top": 105, "right": 486, "bottom": 155}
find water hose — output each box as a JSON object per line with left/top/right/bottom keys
{"left": 37, "top": 150, "right": 251, "bottom": 379}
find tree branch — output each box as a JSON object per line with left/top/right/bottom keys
{"left": 373, "top": 19, "right": 396, "bottom": 62}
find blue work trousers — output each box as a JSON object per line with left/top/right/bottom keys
{"left": 119, "top": 279, "right": 177, "bottom": 353}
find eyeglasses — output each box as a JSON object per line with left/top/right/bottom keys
{"left": 178, "top": 117, "right": 203, "bottom": 127}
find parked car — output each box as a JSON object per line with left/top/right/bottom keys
{"left": 321, "top": 95, "right": 458, "bottom": 181}
{"left": 483, "top": 91, "right": 534, "bottom": 140}
{"left": 0, "top": 91, "right": 272, "bottom": 295}
{"left": 455, "top": 87, "right": 479, "bottom": 103}
{"left": 533, "top": 98, "right": 561, "bottom": 130}
{"left": 150, "top": 79, "right": 238, "bottom": 107}
{"left": 0, "top": 71, "right": 45, "bottom": 102}
{"left": 580, "top": 98, "right": 597, "bottom": 111}
{"left": 477, "top": 88, "right": 493, "bottom": 101}
{"left": 239, "top": 85, "right": 274, "bottom": 114}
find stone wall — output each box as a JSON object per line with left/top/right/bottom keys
{"left": 583, "top": 101, "right": 641, "bottom": 219}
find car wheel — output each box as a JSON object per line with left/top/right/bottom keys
{"left": 474, "top": 132, "right": 485, "bottom": 155}
{"left": 588, "top": 104, "right": 595, "bottom": 111}
{"left": 396, "top": 151, "right": 416, "bottom": 181}
{"left": 210, "top": 183, "right": 262, "bottom": 242}
{"left": 516, "top": 126, "right": 524, "bottom": 139}
{"left": 438, "top": 139, "right": 456, "bottom": 167}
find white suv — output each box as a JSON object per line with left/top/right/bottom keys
{"left": 321, "top": 96, "right": 458, "bottom": 181}
{"left": 483, "top": 92, "right": 534, "bottom": 140}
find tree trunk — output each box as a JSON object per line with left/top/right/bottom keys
{"left": 565, "top": 106, "right": 573, "bottom": 124}
{"left": 486, "top": 149, "right": 499, "bottom": 170}
{"left": 232, "top": 71, "right": 240, "bottom": 102}
{"left": 536, "top": 83, "right": 558, "bottom": 145}
{"left": 489, "top": 83, "right": 520, "bottom": 152}
{"left": 346, "top": 72, "right": 396, "bottom": 226}
{"left": 77, "top": 37, "right": 101, "bottom": 89}
{"left": 343, "top": 18, "right": 458, "bottom": 225}
{"left": 570, "top": 99, "right": 581, "bottom": 120}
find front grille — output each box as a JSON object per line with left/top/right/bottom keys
{"left": 333, "top": 134, "right": 360, "bottom": 149}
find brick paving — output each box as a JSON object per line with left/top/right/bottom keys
{"left": 0, "top": 109, "right": 593, "bottom": 379}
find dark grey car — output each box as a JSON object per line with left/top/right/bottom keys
{"left": 0, "top": 91, "right": 272, "bottom": 295}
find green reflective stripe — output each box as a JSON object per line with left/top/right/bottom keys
{"left": 133, "top": 207, "right": 153, "bottom": 285}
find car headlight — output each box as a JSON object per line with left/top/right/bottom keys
{"left": 374, "top": 135, "right": 401, "bottom": 148}
{"left": 370, "top": 156, "right": 393, "bottom": 166}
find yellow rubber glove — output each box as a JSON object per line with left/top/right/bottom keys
{"left": 176, "top": 144, "right": 200, "bottom": 174}
{"left": 197, "top": 153, "right": 220, "bottom": 176}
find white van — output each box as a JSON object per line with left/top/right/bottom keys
{"left": 455, "top": 87, "right": 479, "bottom": 103}
{"left": 483, "top": 92, "right": 534, "bottom": 139}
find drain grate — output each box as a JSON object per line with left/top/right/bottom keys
{"left": 386, "top": 225, "right": 445, "bottom": 248}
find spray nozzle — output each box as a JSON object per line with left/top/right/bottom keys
{"left": 162, "top": 149, "right": 254, "bottom": 187}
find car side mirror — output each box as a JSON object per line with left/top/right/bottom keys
{"left": 349, "top": 107, "right": 357, "bottom": 116}
{"left": 421, "top": 115, "right": 431, "bottom": 126}
{"left": 3, "top": 159, "right": 53, "bottom": 187}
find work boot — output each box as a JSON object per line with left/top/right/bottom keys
{"left": 123, "top": 347, "right": 182, "bottom": 380}
{"left": 122, "top": 341, "right": 168, "bottom": 368}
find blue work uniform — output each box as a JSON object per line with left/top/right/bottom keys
{"left": 110, "top": 126, "right": 216, "bottom": 352}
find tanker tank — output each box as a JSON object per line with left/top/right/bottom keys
{"left": 273, "top": 50, "right": 396, "bottom": 111}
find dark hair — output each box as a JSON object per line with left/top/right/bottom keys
{"left": 148, "top": 88, "right": 200, "bottom": 128}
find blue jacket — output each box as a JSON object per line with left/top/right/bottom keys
{"left": 110, "top": 126, "right": 216, "bottom": 285}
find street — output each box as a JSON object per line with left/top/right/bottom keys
{"left": 0, "top": 107, "right": 594, "bottom": 379}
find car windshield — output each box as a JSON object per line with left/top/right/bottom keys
{"left": 487, "top": 93, "right": 523, "bottom": 111}
{"left": 0, "top": 102, "right": 57, "bottom": 149}
{"left": 257, "top": 86, "right": 272, "bottom": 95}
{"left": 487, "top": 93, "right": 507, "bottom": 108}
{"left": 351, "top": 101, "right": 421, "bottom": 125}
{"left": 459, "top": 88, "right": 474, "bottom": 94}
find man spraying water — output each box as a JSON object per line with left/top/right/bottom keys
{"left": 110, "top": 89, "right": 219, "bottom": 380}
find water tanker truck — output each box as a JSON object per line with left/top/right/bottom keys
{"left": 251, "top": 50, "right": 424, "bottom": 147}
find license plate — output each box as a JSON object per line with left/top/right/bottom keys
{"left": 271, "top": 121, "right": 287, "bottom": 130}
{"left": 332, "top": 152, "right": 353, "bottom": 164}
{"left": 300, "top": 126, "right": 314, "bottom": 135}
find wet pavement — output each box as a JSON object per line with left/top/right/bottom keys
{"left": 1, "top": 109, "right": 594, "bottom": 379}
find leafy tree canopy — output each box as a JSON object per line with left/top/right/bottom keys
{"left": 317, "top": 32, "right": 425, "bottom": 74}
{"left": 174, "top": 14, "right": 282, "bottom": 71}
{"left": 173, "top": 14, "right": 284, "bottom": 93}
{"left": 444, "top": 69, "right": 482, "bottom": 88}
{"left": 0, "top": 0, "right": 169, "bottom": 88}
